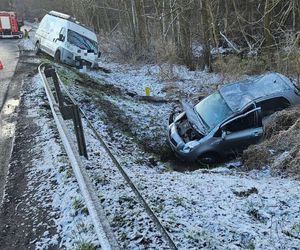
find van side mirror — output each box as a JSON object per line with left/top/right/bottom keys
{"left": 58, "top": 34, "right": 65, "bottom": 41}
{"left": 98, "top": 51, "right": 101, "bottom": 58}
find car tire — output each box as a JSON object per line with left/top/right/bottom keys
{"left": 34, "top": 42, "right": 41, "bottom": 55}
{"left": 54, "top": 50, "right": 61, "bottom": 63}
{"left": 197, "top": 152, "right": 219, "bottom": 165}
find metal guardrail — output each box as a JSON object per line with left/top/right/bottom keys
{"left": 43, "top": 67, "right": 88, "bottom": 158}
{"left": 38, "top": 63, "right": 120, "bottom": 250}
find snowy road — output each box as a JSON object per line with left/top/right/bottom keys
{"left": 0, "top": 39, "right": 19, "bottom": 110}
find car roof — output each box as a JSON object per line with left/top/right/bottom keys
{"left": 219, "top": 73, "right": 293, "bottom": 112}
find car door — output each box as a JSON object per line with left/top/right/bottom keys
{"left": 218, "top": 107, "right": 263, "bottom": 155}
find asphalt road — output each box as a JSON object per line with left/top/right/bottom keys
{"left": 0, "top": 39, "right": 20, "bottom": 111}
{"left": 0, "top": 39, "right": 20, "bottom": 204}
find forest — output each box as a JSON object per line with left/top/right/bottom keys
{"left": 3, "top": 0, "right": 300, "bottom": 75}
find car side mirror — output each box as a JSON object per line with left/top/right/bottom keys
{"left": 221, "top": 130, "right": 227, "bottom": 140}
{"left": 98, "top": 51, "right": 101, "bottom": 58}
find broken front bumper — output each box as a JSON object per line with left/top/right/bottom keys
{"left": 168, "top": 123, "right": 198, "bottom": 161}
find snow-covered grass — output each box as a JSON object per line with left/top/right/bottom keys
{"left": 55, "top": 58, "right": 300, "bottom": 249}
{"left": 18, "top": 32, "right": 300, "bottom": 249}
{"left": 78, "top": 96, "right": 300, "bottom": 248}
{"left": 23, "top": 75, "right": 99, "bottom": 249}
{"left": 90, "top": 58, "right": 226, "bottom": 99}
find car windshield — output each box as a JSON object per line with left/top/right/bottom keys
{"left": 194, "top": 92, "right": 233, "bottom": 131}
{"left": 67, "top": 29, "right": 98, "bottom": 53}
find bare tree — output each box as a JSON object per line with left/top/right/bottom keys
{"left": 200, "top": 0, "right": 212, "bottom": 71}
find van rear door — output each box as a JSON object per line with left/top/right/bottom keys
{"left": 48, "top": 24, "right": 61, "bottom": 56}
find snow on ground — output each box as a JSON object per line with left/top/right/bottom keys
{"left": 23, "top": 75, "right": 99, "bottom": 249}
{"left": 57, "top": 60, "right": 300, "bottom": 248}
{"left": 89, "top": 58, "right": 226, "bottom": 99}
{"left": 72, "top": 91, "right": 300, "bottom": 249}
{"left": 17, "top": 33, "right": 300, "bottom": 249}
{"left": 19, "top": 38, "right": 35, "bottom": 51}
{"left": 78, "top": 123, "right": 168, "bottom": 249}
{"left": 19, "top": 22, "right": 37, "bottom": 51}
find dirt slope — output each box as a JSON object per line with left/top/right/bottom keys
{"left": 243, "top": 105, "right": 300, "bottom": 178}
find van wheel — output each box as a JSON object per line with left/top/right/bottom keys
{"left": 54, "top": 50, "right": 61, "bottom": 63}
{"left": 34, "top": 42, "right": 41, "bottom": 55}
{"left": 197, "top": 152, "right": 219, "bottom": 165}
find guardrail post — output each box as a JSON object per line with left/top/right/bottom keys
{"left": 72, "top": 104, "right": 88, "bottom": 159}
{"left": 44, "top": 68, "right": 63, "bottom": 107}
{"left": 44, "top": 66, "right": 88, "bottom": 158}
{"left": 44, "top": 67, "right": 73, "bottom": 120}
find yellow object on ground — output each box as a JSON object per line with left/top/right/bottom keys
{"left": 145, "top": 86, "right": 151, "bottom": 96}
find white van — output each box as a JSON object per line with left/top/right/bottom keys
{"left": 34, "top": 11, "right": 100, "bottom": 68}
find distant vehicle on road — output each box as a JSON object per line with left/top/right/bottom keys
{"left": 168, "top": 73, "right": 300, "bottom": 164}
{"left": 0, "top": 11, "right": 23, "bottom": 38}
{"left": 34, "top": 11, "right": 101, "bottom": 69}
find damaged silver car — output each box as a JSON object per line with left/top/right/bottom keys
{"left": 168, "top": 73, "right": 300, "bottom": 164}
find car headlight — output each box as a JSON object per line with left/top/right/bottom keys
{"left": 182, "top": 141, "right": 199, "bottom": 153}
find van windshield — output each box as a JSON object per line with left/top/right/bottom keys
{"left": 194, "top": 92, "right": 233, "bottom": 131}
{"left": 67, "top": 29, "right": 98, "bottom": 53}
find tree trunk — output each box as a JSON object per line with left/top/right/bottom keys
{"left": 207, "top": 1, "right": 220, "bottom": 48}
{"left": 263, "top": 0, "right": 273, "bottom": 52}
{"left": 263, "top": 0, "right": 273, "bottom": 68}
{"left": 200, "top": 0, "right": 212, "bottom": 72}
{"left": 177, "top": 0, "right": 194, "bottom": 69}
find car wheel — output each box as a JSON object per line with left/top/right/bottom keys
{"left": 54, "top": 50, "right": 61, "bottom": 63}
{"left": 34, "top": 42, "right": 41, "bottom": 55}
{"left": 197, "top": 152, "right": 219, "bottom": 165}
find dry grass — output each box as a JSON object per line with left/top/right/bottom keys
{"left": 213, "top": 47, "right": 300, "bottom": 80}
{"left": 243, "top": 106, "right": 300, "bottom": 179}
{"left": 213, "top": 55, "right": 268, "bottom": 76}
{"left": 263, "top": 108, "right": 300, "bottom": 139}
{"left": 161, "top": 82, "right": 179, "bottom": 96}
{"left": 99, "top": 31, "right": 179, "bottom": 64}
{"left": 98, "top": 31, "right": 137, "bottom": 62}
{"left": 150, "top": 38, "right": 179, "bottom": 65}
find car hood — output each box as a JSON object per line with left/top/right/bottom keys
{"left": 181, "top": 100, "right": 207, "bottom": 135}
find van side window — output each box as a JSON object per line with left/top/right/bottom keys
{"left": 256, "top": 97, "right": 290, "bottom": 117}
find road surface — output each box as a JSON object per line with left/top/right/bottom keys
{"left": 0, "top": 39, "right": 20, "bottom": 204}
{"left": 0, "top": 39, "right": 20, "bottom": 110}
